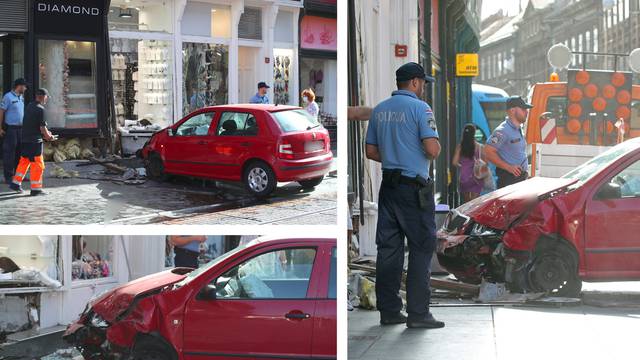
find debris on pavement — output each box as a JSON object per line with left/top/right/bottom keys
{"left": 44, "top": 138, "right": 96, "bottom": 163}
{"left": 50, "top": 164, "right": 79, "bottom": 179}
{"left": 40, "top": 347, "right": 82, "bottom": 360}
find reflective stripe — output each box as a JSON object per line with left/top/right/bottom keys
{"left": 14, "top": 172, "right": 24, "bottom": 177}
{"left": 30, "top": 180, "right": 42, "bottom": 185}
{"left": 12, "top": 180, "right": 22, "bottom": 185}
{"left": 31, "top": 183, "right": 42, "bottom": 189}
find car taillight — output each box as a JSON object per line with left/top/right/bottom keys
{"left": 279, "top": 143, "right": 294, "bottom": 159}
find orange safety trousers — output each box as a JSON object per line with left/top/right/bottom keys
{"left": 12, "top": 155, "right": 45, "bottom": 190}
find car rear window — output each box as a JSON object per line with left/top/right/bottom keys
{"left": 272, "top": 109, "right": 320, "bottom": 133}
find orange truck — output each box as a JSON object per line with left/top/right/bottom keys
{"left": 524, "top": 69, "right": 640, "bottom": 177}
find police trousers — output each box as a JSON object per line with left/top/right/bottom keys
{"left": 375, "top": 181, "right": 436, "bottom": 320}
{"left": 496, "top": 167, "right": 528, "bottom": 189}
{"left": 2, "top": 125, "right": 22, "bottom": 183}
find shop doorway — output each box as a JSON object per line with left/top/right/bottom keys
{"left": 0, "top": 35, "right": 25, "bottom": 96}
{"left": 238, "top": 46, "right": 260, "bottom": 103}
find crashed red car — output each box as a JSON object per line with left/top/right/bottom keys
{"left": 140, "top": 104, "right": 333, "bottom": 197}
{"left": 63, "top": 237, "right": 336, "bottom": 360}
{"left": 437, "top": 138, "right": 640, "bottom": 296}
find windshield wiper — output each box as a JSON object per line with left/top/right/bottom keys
{"left": 307, "top": 124, "right": 321, "bottom": 130}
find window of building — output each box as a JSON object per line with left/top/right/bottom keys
{"left": 182, "top": 43, "right": 229, "bottom": 116}
{"left": 0, "top": 236, "right": 59, "bottom": 285}
{"left": 625, "top": 0, "right": 630, "bottom": 19}
{"left": 498, "top": 53, "right": 502, "bottom": 76}
{"left": 594, "top": 28, "right": 599, "bottom": 53}
{"left": 71, "top": 236, "right": 114, "bottom": 281}
{"left": 238, "top": 7, "right": 262, "bottom": 40}
{"left": 108, "top": 0, "right": 174, "bottom": 33}
{"left": 39, "top": 40, "right": 98, "bottom": 130}
{"left": 214, "top": 248, "right": 316, "bottom": 299}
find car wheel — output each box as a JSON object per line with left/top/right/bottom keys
{"left": 243, "top": 161, "right": 276, "bottom": 197}
{"left": 130, "top": 337, "right": 174, "bottom": 360}
{"left": 527, "top": 244, "right": 582, "bottom": 297}
{"left": 298, "top": 176, "right": 324, "bottom": 189}
{"left": 146, "top": 153, "right": 167, "bottom": 181}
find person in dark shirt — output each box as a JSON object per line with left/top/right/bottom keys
{"left": 9, "top": 88, "right": 54, "bottom": 196}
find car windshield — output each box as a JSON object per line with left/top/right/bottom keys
{"left": 561, "top": 140, "right": 639, "bottom": 185}
{"left": 272, "top": 109, "right": 320, "bottom": 133}
{"left": 172, "top": 241, "right": 252, "bottom": 288}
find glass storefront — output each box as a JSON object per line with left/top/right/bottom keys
{"left": 110, "top": 38, "right": 174, "bottom": 126}
{"left": 273, "top": 48, "right": 293, "bottom": 105}
{"left": 71, "top": 235, "right": 114, "bottom": 281}
{"left": 0, "top": 236, "right": 59, "bottom": 285}
{"left": 108, "top": 0, "right": 174, "bottom": 33}
{"left": 38, "top": 40, "right": 98, "bottom": 129}
{"left": 300, "top": 57, "right": 337, "bottom": 125}
{"left": 182, "top": 42, "right": 229, "bottom": 116}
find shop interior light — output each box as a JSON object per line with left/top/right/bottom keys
{"left": 119, "top": 7, "right": 133, "bottom": 18}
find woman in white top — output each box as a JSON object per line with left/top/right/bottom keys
{"left": 302, "top": 88, "right": 320, "bottom": 121}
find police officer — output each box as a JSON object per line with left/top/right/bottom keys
{"left": 365, "top": 62, "right": 444, "bottom": 329}
{"left": 0, "top": 78, "right": 28, "bottom": 184}
{"left": 169, "top": 235, "right": 206, "bottom": 268}
{"left": 249, "top": 82, "right": 270, "bottom": 104}
{"left": 484, "top": 96, "right": 533, "bottom": 188}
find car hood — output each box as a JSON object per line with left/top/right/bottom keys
{"left": 90, "top": 268, "right": 193, "bottom": 322}
{"left": 456, "top": 176, "right": 577, "bottom": 230}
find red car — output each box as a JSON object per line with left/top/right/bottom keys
{"left": 63, "top": 237, "right": 337, "bottom": 360}
{"left": 437, "top": 138, "right": 640, "bottom": 296}
{"left": 141, "top": 105, "right": 333, "bottom": 197}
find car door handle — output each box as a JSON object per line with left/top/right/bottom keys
{"left": 197, "top": 140, "right": 208, "bottom": 145}
{"left": 285, "top": 312, "right": 311, "bottom": 320}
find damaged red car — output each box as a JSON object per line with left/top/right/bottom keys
{"left": 437, "top": 138, "right": 640, "bottom": 297}
{"left": 140, "top": 105, "right": 333, "bottom": 197}
{"left": 63, "top": 237, "right": 336, "bottom": 360}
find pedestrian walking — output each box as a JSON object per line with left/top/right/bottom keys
{"left": 484, "top": 96, "right": 532, "bottom": 188}
{"left": 9, "top": 88, "right": 54, "bottom": 196}
{"left": 0, "top": 78, "right": 28, "bottom": 184}
{"left": 452, "top": 123, "right": 485, "bottom": 202}
{"left": 301, "top": 88, "right": 320, "bottom": 121}
{"left": 249, "top": 82, "right": 270, "bottom": 104}
{"left": 365, "top": 62, "right": 444, "bottom": 329}
{"left": 170, "top": 235, "right": 206, "bottom": 268}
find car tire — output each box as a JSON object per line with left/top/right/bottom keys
{"left": 243, "top": 161, "right": 277, "bottom": 197}
{"left": 130, "top": 337, "right": 175, "bottom": 360}
{"left": 527, "top": 243, "right": 582, "bottom": 297}
{"left": 146, "top": 153, "right": 168, "bottom": 181}
{"left": 298, "top": 176, "right": 324, "bottom": 189}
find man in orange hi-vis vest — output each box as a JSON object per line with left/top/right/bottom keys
{"left": 9, "top": 88, "right": 54, "bottom": 196}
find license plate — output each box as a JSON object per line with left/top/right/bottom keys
{"left": 304, "top": 140, "right": 324, "bottom": 152}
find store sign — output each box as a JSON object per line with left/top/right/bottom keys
{"left": 34, "top": 0, "right": 105, "bottom": 37}
{"left": 300, "top": 16, "right": 337, "bottom": 52}
{"left": 456, "top": 53, "right": 479, "bottom": 77}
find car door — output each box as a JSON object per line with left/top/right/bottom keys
{"left": 182, "top": 245, "right": 319, "bottom": 359}
{"left": 311, "top": 245, "right": 337, "bottom": 359}
{"left": 207, "top": 111, "right": 266, "bottom": 180}
{"left": 163, "top": 111, "right": 216, "bottom": 176}
{"left": 584, "top": 155, "right": 640, "bottom": 275}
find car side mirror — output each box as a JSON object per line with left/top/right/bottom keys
{"left": 596, "top": 181, "right": 621, "bottom": 200}
{"left": 168, "top": 127, "right": 176, "bottom": 136}
{"left": 197, "top": 284, "right": 217, "bottom": 301}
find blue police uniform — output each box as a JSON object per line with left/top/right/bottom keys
{"left": 175, "top": 241, "right": 200, "bottom": 268}
{"left": 366, "top": 89, "right": 440, "bottom": 322}
{"left": 1, "top": 91, "right": 25, "bottom": 183}
{"left": 487, "top": 118, "right": 528, "bottom": 188}
{"left": 249, "top": 93, "right": 269, "bottom": 104}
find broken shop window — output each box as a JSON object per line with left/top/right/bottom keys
{"left": 71, "top": 236, "right": 114, "bottom": 281}
{"left": 0, "top": 236, "right": 61, "bottom": 289}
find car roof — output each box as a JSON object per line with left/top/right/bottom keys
{"left": 200, "top": 104, "right": 301, "bottom": 112}
{"left": 248, "top": 236, "right": 335, "bottom": 247}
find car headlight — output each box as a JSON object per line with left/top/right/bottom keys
{"left": 470, "top": 223, "right": 498, "bottom": 236}
{"left": 90, "top": 312, "right": 110, "bottom": 328}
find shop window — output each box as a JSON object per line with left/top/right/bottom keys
{"left": 176, "top": 112, "right": 215, "bottom": 136}
{"left": 217, "top": 112, "right": 259, "bottom": 136}
{"left": 108, "top": 0, "right": 173, "bottom": 33}
{"left": 238, "top": 7, "right": 262, "bottom": 40}
{"left": 181, "top": 3, "right": 231, "bottom": 39}
{"left": 328, "top": 247, "right": 336, "bottom": 299}
{"left": 39, "top": 40, "right": 98, "bottom": 129}
{"left": 273, "top": 49, "right": 293, "bottom": 105}
{"left": 71, "top": 236, "right": 114, "bottom": 281}
{"left": 300, "top": 57, "right": 337, "bottom": 125}
{"left": 0, "top": 236, "right": 59, "bottom": 286}
{"left": 214, "top": 248, "right": 316, "bottom": 299}
{"left": 182, "top": 43, "right": 229, "bottom": 116}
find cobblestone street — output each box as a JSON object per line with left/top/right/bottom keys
{"left": 0, "top": 160, "right": 337, "bottom": 225}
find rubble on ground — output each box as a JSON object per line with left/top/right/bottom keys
{"left": 44, "top": 138, "right": 97, "bottom": 163}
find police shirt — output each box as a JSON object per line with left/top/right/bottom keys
{"left": 22, "top": 102, "right": 46, "bottom": 143}
{"left": 249, "top": 93, "right": 269, "bottom": 104}
{"left": 365, "top": 90, "right": 439, "bottom": 180}
{"left": 487, "top": 118, "right": 527, "bottom": 169}
{"left": 1, "top": 91, "right": 25, "bottom": 126}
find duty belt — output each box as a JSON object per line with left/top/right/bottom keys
{"left": 382, "top": 169, "right": 432, "bottom": 188}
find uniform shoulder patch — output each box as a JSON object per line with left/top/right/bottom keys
{"left": 489, "top": 131, "right": 504, "bottom": 145}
